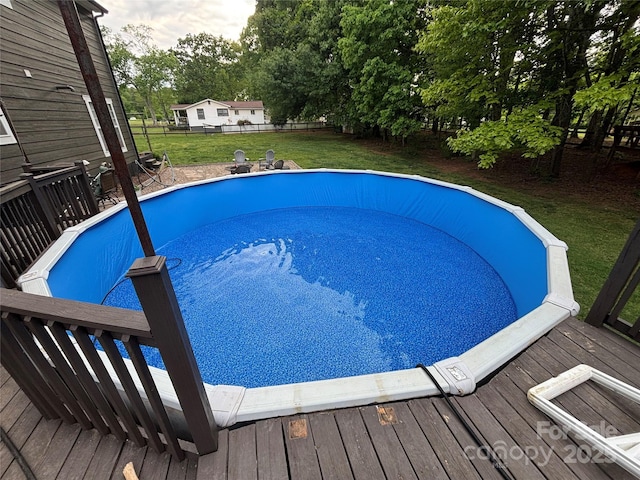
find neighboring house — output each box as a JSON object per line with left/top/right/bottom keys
{"left": 0, "top": 0, "right": 138, "bottom": 185}
{"left": 170, "top": 99, "right": 265, "bottom": 131}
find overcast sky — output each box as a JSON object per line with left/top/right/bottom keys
{"left": 97, "top": 0, "right": 256, "bottom": 50}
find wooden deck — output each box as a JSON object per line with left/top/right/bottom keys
{"left": 1, "top": 317, "right": 639, "bottom": 479}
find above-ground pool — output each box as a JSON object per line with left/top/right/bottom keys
{"left": 20, "top": 169, "right": 579, "bottom": 425}
{"left": 102, "top": 206, "right": 517, "bottom": 388}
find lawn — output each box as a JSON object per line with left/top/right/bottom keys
{"left": 131, "top": 125, "right": 639, "bottom": 321}
{"left": 131, "top": 123, "right": 435, "bottom": 173}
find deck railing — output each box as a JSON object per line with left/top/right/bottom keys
{"left": 0, "top": 162, "right": 98, "bottom": 288}
{"left": 0, "top": 281, "right": 218, "bottom": 458}
{"left": 586, "top": 218, "right": 640, "bottom": 341}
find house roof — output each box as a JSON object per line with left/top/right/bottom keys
{"left": 225, "top": 101, "right": 264, "bottom": 109}
{"left": 170, "top": 100, "right": 264, "bottom": 110}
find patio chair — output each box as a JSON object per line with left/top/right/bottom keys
{"left": 273, "top": 159, "right": 290, "bottom": 170}
{"left": 232, "top": 149, "right": 253, "bottom": 170}
{"left": 234, "top": 149, "right": 249, "bottom": 164}
{"left": 259, "top": 149, "right": 275, "bottom": 170}
{"left": 93, "top": 169, "right": 119, "bottom": 207}
{"left": 230, "top": 164, "right": 252, "bottom": 174}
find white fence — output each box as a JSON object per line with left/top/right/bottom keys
{"left": 203, "top": 122, "right": 329, "bottom": 134}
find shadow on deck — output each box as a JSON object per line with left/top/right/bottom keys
{"left": 1, "top": 317, "right": 638, "bottom": 479}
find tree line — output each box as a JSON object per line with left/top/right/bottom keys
{"left": 103, "top": 0, "right": 639, "bottom": 177}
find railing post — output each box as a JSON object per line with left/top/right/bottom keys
{"left": 127, "top": 256, "right": 218, "bottom": 454}
{"left": 74, "top": 160, "right": 99, "bottom": 215}
{"left": 586, "top": 218, "right": 640, "bottom": 328}
{"left": 18, "top": 173, "right": 60, "bottom": 239}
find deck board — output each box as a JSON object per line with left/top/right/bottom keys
{"left": 360, "top": 405, "right": 419, "bottom": 480}
{"left": 459, "top": 389, "right": 558, "bottom": 479}
{"left": 83, "top": 434, "right": 124, "bottom": 480}
{"left": 283, "top": 415, "right": 323, "bottom": 480}
{"left": 1, "top": 389, "right": 31, "bottom": 435}
{"left": 409, "top": 398, "right": 487, "bottom": 479}
{"left": 489, "top": 373, "right": 611, "bottom": 480}
{"left": 435, "top": 397, "right": 506, "bottom": 480}
{"left": 228, "top": 422, "right": 257, "bottom": 479}
{"left": 31, "top": 421, "right": 82, "bottom": 479}
{"left": 0, "top": 378, "right": 20, "bottom": 412}
{"left": 0, "top": 403, "right": 41, "bottom": 478}
{"left": 195, "top": 428, "right": 228, "bottom": 480}
{"left": 386, "top": 401, "right": 449, "bottom": 479}
{"left": 568, "top": 321, "right": 640, "bottom": 361}
{"left": 334, "top": 408, "right": 386, "bottom": 480}
{"left": 57, "top": 428, "right": 103, "bottom": 480}
{"left": 167, "top": 454, "right": 198, "bottom": 480}
{"left": 0, "top": 366, "right": 12, "bottom": 387}
{"left": 4, "top": 417, "right": 62, "bottom": 479}
{"left": 1, "top": 318, "right": 639, "bottom": 480}
{"left": 535, "top": 338, "right": 640, "bottom": 431}
{"left": 547, "top": 325, "right": 640, "bottom": 385}
{"left": 256, "top": 417, "right": 288, "bottom": 480}
{"left": 108, "top": 441, "right": 148, "bottom": 480}
{"left": 516, "top": 348, "right": 614, "bottom": 428}
{"left": 138, "top": 451, "right": 171, "bottom": 480}
{"left": 307, "top": 412, "right": 353, "bottom": 480}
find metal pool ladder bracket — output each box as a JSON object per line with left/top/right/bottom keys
{"left": 527, "top": 364, "right": 640, "bottom": 477}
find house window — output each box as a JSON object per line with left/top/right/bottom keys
{"left": 83, "top": 95, "right": 128, "bottom": 156}
{"left": 234, "top": 110, "right": 239, "bottom": 115}
{"left": 250, "top": 110, "right": 256, "bottom": 115}
{"left": 197, "top": 108, "right": 205, "bottom": 120}
{"left": 217, "top": 109, "right": 229, "bottom": 116}
{"left": 0, "top": 107, "right": 17, "bottom": 145}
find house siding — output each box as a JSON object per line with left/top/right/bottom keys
{"left": 234, "top": 109, "right": 265, "bottom": 125}
{"left": 0, "top": 0, "right": 137, "bottom": 184}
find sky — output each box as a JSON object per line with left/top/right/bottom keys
{"left": 97, "top": 0, "right": 256, "bottom": 50}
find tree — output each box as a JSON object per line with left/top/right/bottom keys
{"left": 576, "top": 0, "right": 640, "bottom": 156}
{"left": 253, "top": 46, "right": 310, "bottom": 124}
{"left": 339, "top": 0, "right": 427, "bottom": 142}
{"left": 447, "top": 105, "right": 564, "bottom": 168}
{"left": 540, "top": 1, "right": 607, "bottom": 177}
{"left": 171, "top": 33, "right": 241, "bottom": 104}
{"left": 247, "top": 0, "right": 352, "bottom": 125}
{"left": 102, "top": 25, "right": 177, "bottom": 125}
{"left": 249, "top": 0, "right": 313, "bottom": 53}
{"left": 297, "top": 0, "right": 352, "bottom": 124}
{"left": 416, "top": 0, "right": 638, "bottom": 177}
{"left": 417, "top": 0, "right": 540, "bottom": 129}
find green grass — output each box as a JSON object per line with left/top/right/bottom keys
{"left": 132, "top": 127, "right": 639, "bottom": 321}
{"left": 133, "top": 126, "right": 435, "bottom": 172}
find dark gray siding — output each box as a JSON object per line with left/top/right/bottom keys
{"left": 0, "top": 0, "right": 137, "bottom": 184}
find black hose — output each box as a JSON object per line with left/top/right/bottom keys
{"left": 1, "top": 427, "right": 37, "bottom": 480}
{"left": 99, "top": 276, "right": 130, "bottom": 305}
{"left": 417, "top": 363, "right": 514, "bottom": 480}
{"left": 100, "top": 257, "right": 182, "bottom": 305}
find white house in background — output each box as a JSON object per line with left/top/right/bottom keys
{"left": 170, "top": 99, "right": 265, "bottom": 131}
